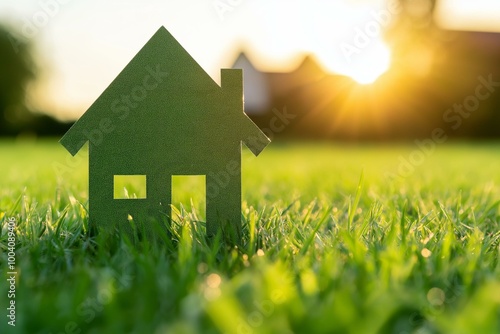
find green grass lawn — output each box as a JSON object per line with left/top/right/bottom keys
{"left": 1, "top": 139, "right": 500, "bottom": 334}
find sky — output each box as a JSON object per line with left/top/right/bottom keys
{"left": 0, "top": 0, "right": 499, "bottom": 120}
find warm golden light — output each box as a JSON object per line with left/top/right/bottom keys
{"left": 315, "top": 39, "right": 392, "bottom": 85}
{"left": 435, "top": 0, "right": 500, "bottom": 32}
{"left": 342, "top": 42, "right": 392, "bottom": 85}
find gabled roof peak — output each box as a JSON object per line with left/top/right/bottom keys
{"left": 60, "top": 26, "right": 222, "bottom": 155}
{"left": 294, "top": 54, "right": 324, "bottom": 74}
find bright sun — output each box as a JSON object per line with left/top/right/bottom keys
{"left": 344, "top": 42, "right": 392, "bottom": 84}
{"left": 317, "top": 40, "right": 392, "bottom": 85}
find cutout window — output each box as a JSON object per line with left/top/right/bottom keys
{"left": 171, "top": 175, "right": 206, "bottom": 219}
{"left": 114, "top": 175, "right": 147, "bottom": 199}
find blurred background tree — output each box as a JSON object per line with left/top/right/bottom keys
{"left": 0, "top": 24, "right": 35, "bottom": 135}
{"left": 0, "top": 24, "right": 70, "bottom": 137}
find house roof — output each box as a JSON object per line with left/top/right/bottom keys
{"left": 60, "top": 26, "right": 269, "bottom": 157}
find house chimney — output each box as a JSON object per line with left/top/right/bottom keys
{"left": 221, "top": 69, "right": 243, "bottom": 97}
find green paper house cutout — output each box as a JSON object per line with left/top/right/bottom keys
{"left": 60, "top": 26, "right": 270, "bottom": 240}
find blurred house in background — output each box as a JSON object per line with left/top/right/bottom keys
{"left": 237, "top": 0, "right": 500, "bottom": 140}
